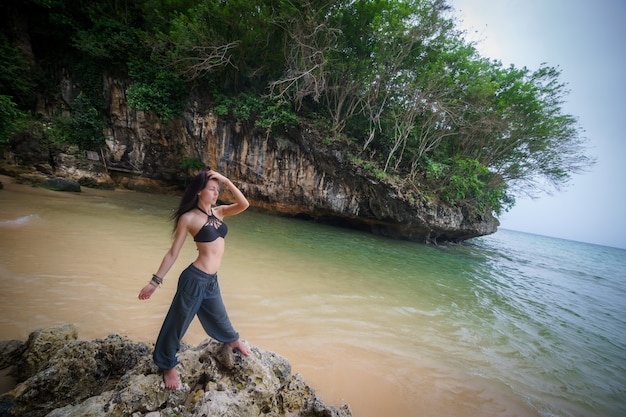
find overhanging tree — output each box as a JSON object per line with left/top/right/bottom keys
{"left": 0, "top": 0, "right": 594, "bottom": 217}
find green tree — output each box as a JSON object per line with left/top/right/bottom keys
{"left": 70, "top": 94, "right": 105, "bottom": 150}
{"left": 268, "top": 0, "right": 340, "bottom": 108}
{"left": 304, "top": 0, "right": 590, "bottom": 213}
{"left": 0, "top": 34, "right": 36, "bottom": 106}
{"left": 144, "top": 0, "right": 288, "bottom": 93}
{"left": 0, "top": 95, "right": 25, "bottom": 144}
{"left": 126, "top": 61, "right": 187, "bottom": 121}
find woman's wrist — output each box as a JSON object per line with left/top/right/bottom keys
{"left": 149, "top": 273, "right": 163, "bottom": 288}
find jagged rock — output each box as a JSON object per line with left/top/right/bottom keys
{"left": 0, "top": 340, "right": 24, "bottom": 369}
{"left": 40, "top": 176, "right": 81, "bottom": 192}
{"left": 15, "top": 171, "right": 48, "bottom": 185}
{"left": 0, "top": 324, "right": 352, "bottom": 417}
{"left": 10, "top": 323, "right": 79, "bottom": 381}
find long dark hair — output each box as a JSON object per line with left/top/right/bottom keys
{"left": 171, "top": 170, "right": 210, "bottom": 232}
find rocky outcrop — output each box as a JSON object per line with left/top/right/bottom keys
{"left": 2, "top": 71, "right": 498, "bottom": 242}
{"left": 98, "top": 78, "right": 499, "bottom": 241}
{"left": 0, "top": 0, "right": 500, "bottom": 242}
{"left": 0, "top": 324, "right": 351, "bottom": 417}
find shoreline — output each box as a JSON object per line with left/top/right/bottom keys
{"left": 0, "top": 176, "right": 569, "bottom": 417}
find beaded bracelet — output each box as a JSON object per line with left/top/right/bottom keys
{"left": 149, "top": 273, "right": 163, "bottom": 287}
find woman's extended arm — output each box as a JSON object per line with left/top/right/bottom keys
{"left": 138, "top": 215, "right": 190, "bottom": 300}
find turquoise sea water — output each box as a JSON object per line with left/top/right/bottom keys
{"left": 1, "top": 181, "right": 625, "bottom": 416}
{"left": 230, "top": 210, "right": 626, "bottom": 417}
{"left": 458, "top": 230, "right": 626, "bottom": 416}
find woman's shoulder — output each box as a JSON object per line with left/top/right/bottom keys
{"left": 178, "top": 209, "right": 201, "bottom": 225}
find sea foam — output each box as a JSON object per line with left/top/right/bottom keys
{"left": 0, "top": 214, "right": 38, "bottom": 225}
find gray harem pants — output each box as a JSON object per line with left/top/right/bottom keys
{"left": 153, "top": 263, "right": 239, "bottom": 370}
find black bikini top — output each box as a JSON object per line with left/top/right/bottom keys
{"left": 193, "top": 206, "right": 228, "bottom": 242}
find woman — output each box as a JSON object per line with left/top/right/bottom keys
{"left": 138, "top": 169, "right": 251, "bottom": 390}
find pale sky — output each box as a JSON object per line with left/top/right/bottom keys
{"left": 450, "top": 0, "right": 626, "bottom": 249}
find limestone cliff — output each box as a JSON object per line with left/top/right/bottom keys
{"left": 3, "top": 72, "right": 498, "bottom": 243}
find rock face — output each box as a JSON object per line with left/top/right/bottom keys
{"left": 2, "top": 71, "right": 499, "bottom": 242}
{"left": 0, "top": 324, "right": 351, "bottom": 417}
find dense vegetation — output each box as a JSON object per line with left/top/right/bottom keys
{"left": 0, "top": 0, "right": 592, "bottom": 216}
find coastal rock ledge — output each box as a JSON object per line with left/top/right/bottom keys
{"left": 0, "top": 324, "right": 352, "bottom": 417}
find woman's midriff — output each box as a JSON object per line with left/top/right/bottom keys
{"left": 192, "top": 239, "right": 225, "bottom": 274}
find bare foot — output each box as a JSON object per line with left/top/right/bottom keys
{"left": 163, "top": 367, "right": 180, "bottom": 390}
{"left": 228, "top": 339, "right": 251, "bottom": 356}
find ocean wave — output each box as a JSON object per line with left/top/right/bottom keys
{"left": 0, "top": 214, "right": 38, "bottom": 225}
